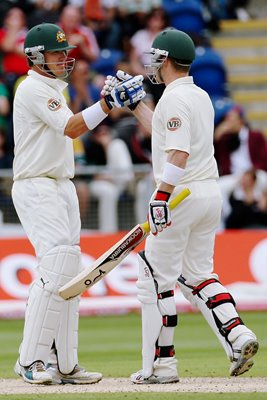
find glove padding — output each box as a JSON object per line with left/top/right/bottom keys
{"left": 101, "top": 70, "right": 132, "bottom": 96}
{"left": 149, "top": 196, "right": 171, "bottom": 236}
{"left": 102, "top": 71, "right": 143, "bottom": 111}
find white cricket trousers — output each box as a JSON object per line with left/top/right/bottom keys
{"left": 12, "top": 177, "right": 81, "bottom": 259}
{"left": 145, "top": 180, "right": 223, "bottom": 292}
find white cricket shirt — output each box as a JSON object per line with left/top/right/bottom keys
{"left": 152, "top": 76, "right": 219, "bottom": 186}
{"left": 13, "top": 70, "right": 74, "bottom": 180}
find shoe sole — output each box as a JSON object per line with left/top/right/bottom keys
{"left": 231, "top": 339, "right": 259, "bottom": 376}
{"left": 131, "top": 376, "right": 180, "bottom": 385}
{"left": 22, "top": 377, "right": 52, "bottom": 384}
{"left": 47, "top": 368, "right": 103, "bottom": 385}
{"left": 59, "top": 377, "right": 102, "bottom": 385}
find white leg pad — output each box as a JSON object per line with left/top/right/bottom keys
{"left": 157, "top": 296, "right": 177, "bottom": 347}
{"left": 19, "top": 282, "right": 63, "bottom": 366}
{"left": 55, "top": 296, "right": 80, "bottom": 374}
{"left": 137, "top": 254, "right": 162, "bottom": 378}
{"left": 38, "top": 245, "right": 82, "bottom": 292}
{"left": 19, "top": 245, "right": 81, "bottom": 368}
{"left": 178, "top": 280, "right": 233, "bottom": 358}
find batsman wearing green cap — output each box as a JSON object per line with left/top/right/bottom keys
{"left": 12, "top": 23, "right": 145, "bottom": 385}
{"left": 102, "top": 27, "right": 259, "bottom": 384}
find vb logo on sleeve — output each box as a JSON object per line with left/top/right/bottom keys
{"left": 47, "top": 98, "right": 62, "bottom": 111}
{"left": 167, "top": 117, "right": 181, "bottom": 131}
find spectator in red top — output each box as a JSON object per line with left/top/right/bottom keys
{"left": 214, "top": 105, "right": 267, "bottom": 176}
{"left": 58, "top": 5, "right": 100, "bottom": 63}
{"left": 214, "top": 104, "right": 267, "bottom": 228}
{"left": 0, "top": 7, "right": 29, "bottom": 94}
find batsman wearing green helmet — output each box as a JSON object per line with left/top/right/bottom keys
{"left": 12, "top": 22, "right": 145, "bottom": 385}
{"left": 103, "top": 27, "right": 259, "bottom": 384}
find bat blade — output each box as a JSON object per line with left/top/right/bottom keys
{"left": 59, "top": 187, "right": 190, "bottom": 300}
{"left": 59, "top": 223, "right": 148, "bottom": 300}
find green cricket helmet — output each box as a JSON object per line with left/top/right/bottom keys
{"left": 24, "top": 23, "right": 76, "bottom": 78}
{"left": 145, "top": 28, "right": 196, "bottom": 84}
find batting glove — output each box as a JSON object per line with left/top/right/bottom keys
{"left": 148, "top": 191, "right": 171, "bottom": 236}
{"left": 102, "top": 70, "right": 143, "bottom": 111}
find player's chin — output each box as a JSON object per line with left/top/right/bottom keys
{"left": 53, "top": 67, "right": 67, "bottom": 78}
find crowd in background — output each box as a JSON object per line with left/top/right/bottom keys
{"left": 0, "top": 0, "right": 266, "bottom": 231}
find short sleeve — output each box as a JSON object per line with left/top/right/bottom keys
{"left": 161, "top": 93, "right": 191, "bottom": 154}
{"left": 23, "top": 83, "right": 73, "bottom": 135}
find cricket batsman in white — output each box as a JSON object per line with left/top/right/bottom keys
{"left": 102, "top": 28, "right": 259, "bottom": 384}
{"left": 12, "top": 22, "right": 145, "bottom": 384}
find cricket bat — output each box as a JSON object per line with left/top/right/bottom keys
{"left": 59, "top": 187, "right": 190, "bottom": 300}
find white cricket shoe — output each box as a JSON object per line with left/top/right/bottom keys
{"left": 230, "top": 334, "right": 259, "bottom": 376}
{"left": 130, "top": 370, "right": 179, "bottom": 384}
{"left": 14, "top": 359, "right": 52, "bottom": 384}
{"left": 46, "top": 364, "right": 102, "bottom": 384}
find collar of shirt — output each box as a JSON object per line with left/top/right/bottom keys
{"left": 28, "top": 69, "right": 68, "bottom": 92}
{"left": 164, "top": 76, "right": 193, "bottom": 93}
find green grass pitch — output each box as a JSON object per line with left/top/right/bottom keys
{"left": 0, "top": 311, "right": 266, "bottom": 400}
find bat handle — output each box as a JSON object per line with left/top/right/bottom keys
{"left": 141, "top": 187, "right": 191, "bottom": 233}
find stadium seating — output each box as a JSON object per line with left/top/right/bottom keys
{"left": 210, "top": 95, "right": 235, "bottom": 127}
{"left": 163, "top": 0, "right": 205, "bottom": 35}
{"left": 91, "top": 49, "right": 124, "bottom": 76}
{"left": 190, "top": 46, "right": 228, "bottom": 97}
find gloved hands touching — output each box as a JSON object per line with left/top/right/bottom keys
{"left": 102, "top": 70, "right": 145, "bottom": 111}
{"left": 148, "top": 190, "right": 171, "bottom": 236}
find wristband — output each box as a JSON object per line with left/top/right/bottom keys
{"left": 82, "top": 101, "right": 108, "bottom": 130}
{"left": 162, "top": 162, "right": 185, "bottom": 186}
{"left": 155, "top": 190, "right": 170, "bottom": 202}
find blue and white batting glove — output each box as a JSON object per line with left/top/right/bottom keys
{"left": 101, "top": 70, "right": 146, "bottom": 111}
{"left": 148, "top": 191, "right": 171, "bottom": 236}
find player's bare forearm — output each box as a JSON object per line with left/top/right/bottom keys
{"left": 132, "top": 101, "right": 153, "bottom": 133}
{"left": 64, "top": 99, "right": 110, "bottom": 139}
{"left": 158, "top": 150, "right": 189, "bottom": 194}
{"left": 167, "top": 149, "right": 188, "bottom": 168}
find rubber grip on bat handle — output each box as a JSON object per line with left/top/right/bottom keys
{"left": 141, "top": 187, "right": 191, "bottom": 233}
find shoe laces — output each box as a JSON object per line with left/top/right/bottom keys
{"left": 29, "top": 361, "right": 46, "bottom": 372}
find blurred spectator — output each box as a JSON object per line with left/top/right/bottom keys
{"left": 214, "top": 104, "right": 267, "bottom": 228}
{"left": 118, "top": 1, "right": 163, "bottom": 51}
{"left": 26, "top": 1, "right": 63, "bottom": 27}
{"left": 214, "top": 105, "right": 267, "bottom": 176}
{"left": 119, "top": 0, "right": 162, "bottom": 14}
{"left": 0, "top": 79, "right": 10, "bottom": 132}
{"left": 113, "top": 90, "right": 157, "bottom": 223}
{"left": 119, "top": 119, "right": 155, "bottom": 223}
{"left": 85, "top": 0, "right": 122, "bottom": 50}
{"left": 0, "top": 128, "right": 13, "bottom": 169}
{"left": 68, "top": 59, "right": 101, "bottom": 114}
{"left": 0, "top": 127, "right": 13, "bottom": 223}
{"left": 128, "top": 7, "right": 169, "bottom": 103}
{"left": 202, "top": 0, "right": 251, "bottom": 24}
{"left": 225, "top": 169, "right": 267, "bottom": 229}
{"left": 0, "top": 7, "right": 29, "bottom": 95}
{"left": 0, "top": 1, "right": 33, "bottom": 25}
{"left": 221, "top": 0, "right": 251, "bottom": 21}
{"left": 116, "top": 119, "right": 152, "bottom": 165}
{"left": 75, "top": 121, "right": 134, "bottom": 232}
{"left": 58, "top": 4, "right": 100, "bottom": 63}
{"left": 129, "top": 7, "right": 169, "bottom": 76}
